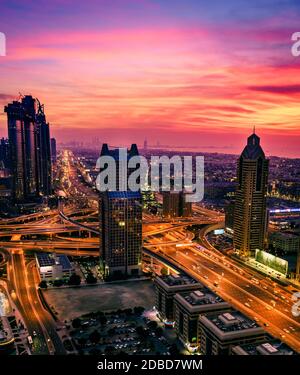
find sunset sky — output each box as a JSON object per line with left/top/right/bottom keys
{"left": 0, "top": 0, "right": 300, "bottom": 157}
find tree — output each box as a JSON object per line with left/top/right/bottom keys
{"left": 39, "top": 280, "right": 48, "bottom": 289}
{"left": 99, "top": 315, "right": 107, "bottom": 326}
{"left": 148, "top": 321, "right": 158, "bottom": 330}
{"left": 77, "top": 337, "right": 87, "bottom": 347}
{"left": 89, "top": 348, "right": 101, "bottom": 355}
{"left": 72, "top": 318, "right": 82, "bottom": 329}
{"left": 68, "top": 273, "right": 81, "bottom": 286}
{"left": 105, "top": 345, "right": 115, "bottom": 354}
{"left": 133, "top": 306, "right": 145, "bottom": 316}
{"left": 86, "top": 273, "right": 97, "bottom": 284}
{"left": 136, "top": 326, "right": 147, "bottom": 338}
{"left": 160, "top": 267, "right": 168, "bottom": 276}
{"left": 124, "top": 308, "right": 132, "bottom": 316}
{"left": 108, "top": 327, "right": 115, "bottom": 335}
{"left": 89, "top": 330, "right": 101, "bottom": 344}
{"left": 169, "top": 343, "right": 179, "bottom": 356}
{"left": 155, "top": 327, "right": 163, "bottom": 337}
{"left": 53, "top": 279, "right": 63, "bottom": 287}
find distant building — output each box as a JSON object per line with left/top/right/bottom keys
{"left": 35, "top": 253, "right": 74, "bottom": 281}
{"left": 154, "top": 273, "right": 202, "bottom": 324}
{"left": 50, "top": 138, "right": 57, "bottom": 162}
{"left": 233, "top": 132, "right": 269, "bottom": 258}
{"left": 143, "top": 138, "right": 148, "bottom": 150}
{"left": 0, "top": 176, "right": 12, "bottom": 198}
{"left": 4, "top": 95, "right": 52, "bottom": 201}
{"left": 198, "top": 310, "right": 266, "bottom": 355}
{"left": 0, "top": 138, "right": 10, "bottom": 168}
{"left": 231, "top": 338, "right": 297, "bottom": 355}
{"left": 100, "top": 191, "right": 142, "bottom": 278}
{"left": 205, "top": 181, "right": 235, "bottom": 200}
{"left": 162, "top": 191, "right": 192, "bottom": 218}
{"left": 268, "top": 232, "right": 300, "bottom": 254}
{"left": 174, "top": 288, "right": 231, "bottom": 348}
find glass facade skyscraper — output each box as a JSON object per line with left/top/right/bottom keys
{"left": 100, "top": 191, "right": 142, "bottom": 277}
{"left": 99, "top": 144, "right": 142, "bottom": 278}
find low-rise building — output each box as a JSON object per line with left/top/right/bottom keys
{"left": 35, "top": 253, "right": 74, "bottom": 281}
{"left": 269, "top": 231, "right": 300, "bottom": 253}
{"left": 154, "top": 273, "right": 202, "bottom": 325}
{"left": 174, "top": 287, "right": 231, "bottom": 349}
{"left": 198, "top": 310, "right": 266, "bottom": 355}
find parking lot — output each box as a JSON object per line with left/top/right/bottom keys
{"left": 70, "top": 308, "right": 178, "bottom": 355}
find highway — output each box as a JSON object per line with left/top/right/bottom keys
{"left": 26, "top": 260, "right": 66, "bottom": 354}
{"left": 0, "top": 148, "right": 299, "bottom": 355}
{"left": 143, "top": 230, "right": 300, "bottom": 352}
{"left": 9, "top": 250, "right": 49, "bottom": 354}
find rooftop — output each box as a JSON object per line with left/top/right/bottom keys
{"left": 232, "top": 339, "right": 297, "bottom": 355}
{"left": 202, "top": 310, "right": 260, "bottom": 333}
{"left": 100, "top": 143, "right": 139, "bottom": 160}
{"left": 36, "top": 253, "right": 72, "bottom": 271}
{"left": 270, "top": 231, "right": 299, "bottom": 239}
{"left": 179, "top": 287, "right": 225, "bottom": 307}
{"left": 241, "top": 133, "right": 265, "bottom": 160}
{"left": 159, "top": 273, "right": 199, "bottom": 287}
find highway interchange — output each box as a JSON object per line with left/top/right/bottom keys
{"left": 0, "top": 150, "right": 299, "bottom": 353}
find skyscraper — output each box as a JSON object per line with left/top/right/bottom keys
{"left": 99, "top": 144, "right": 142, "bottom": 278}
{"left": 99, "top": 143, "right": 139, "bottom": 191}
{"left": 35, "top": 100, "right": 52, "bottom": 196}
{"left": 50, "top": 138, "right": 57, "bottom": 162}
{"left": 4, "top": 95, "right": 52, "bottom": 201}
{"left": 233, "top": 132, "right": 269, "bottom": 258}
{"left": 100, "top": 191, "right": 142, "bottom": 278}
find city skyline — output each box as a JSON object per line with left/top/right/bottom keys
{"left": 0, "top": 1, "right": 300, "bottom": 157}
{"left": 0, "top": 1, "right": 300, "bottom": 362}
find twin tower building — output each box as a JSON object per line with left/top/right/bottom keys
{"left": 5, "top": 95, "right": 52, "bottom": 201}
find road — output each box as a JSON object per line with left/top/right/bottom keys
{"left": 26, "top": 261, "right": 66, "bottom": 354}
{"left": 1, "top": 148, "right": 299, "bottom": 354}
{"left": 9, "top": 250, "right": 49, "bottom": 354}
{"left": 145, "top": 234, "right": 300, "bottom": 352}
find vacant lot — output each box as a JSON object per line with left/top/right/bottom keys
{"left": 43, "top": 280, "right": 155, "bottom": 320}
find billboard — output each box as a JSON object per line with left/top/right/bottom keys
{"left": 214, "top": 229, "right": 224, "bottom": 235}
{"left": 255, "top": 249, "right": 288, "bottom": 275}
